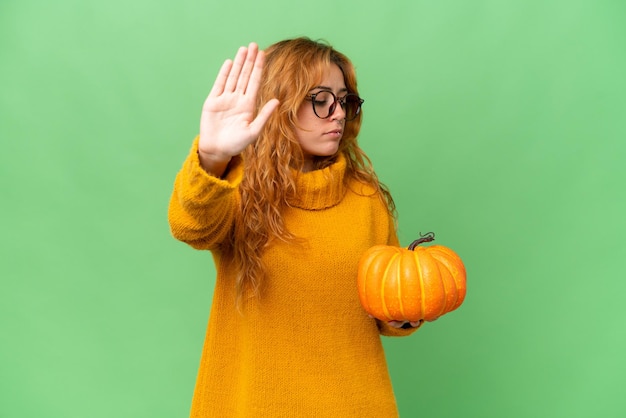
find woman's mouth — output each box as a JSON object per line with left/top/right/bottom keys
{"left": 325, "top": 129, "right": 343, "bottom": 138}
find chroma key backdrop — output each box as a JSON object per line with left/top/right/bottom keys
{"left": 1, "top": 0, "right": 625, "bottom": 417}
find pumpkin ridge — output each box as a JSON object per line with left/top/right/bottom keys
{"left": 429, "top": 247, "right": 466, "bottom": 312}
{"left": 413, "top": 249, "right": 425, "bottom": 321}
{"left": 396, "top": 253, "right": 405, "bottom": 320}
{"left": 433, "top": 259, "right": 448, "bottom": 318}
{"left": 442, "top": 259, "right": 459, "bottom": 313}
{"left": 357, "top": 249, "right": 375, "bottom": 315}
{"left": 380, "top": 252, "right": 399, "bottom": 321}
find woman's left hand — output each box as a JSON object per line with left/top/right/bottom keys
{"left": 387, "top": 320, "right": 423, "bottom": 329}
{"left": 368, "top": 314, "right": 424, "bottom": 329}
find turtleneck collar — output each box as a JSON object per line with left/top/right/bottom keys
{"left": 287, "top": 153, "right": 347, "bottom": 210}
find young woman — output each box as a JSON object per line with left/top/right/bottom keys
{"left": 168, "top": 37, "right": 422, "bottom": 417}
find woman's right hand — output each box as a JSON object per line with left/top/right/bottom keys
{"left": 198, "top": 42, "right": 279, "bottom": 176}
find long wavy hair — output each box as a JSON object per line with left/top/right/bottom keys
{"left": 225, "top": 37, "right": 396, "bottom": 303}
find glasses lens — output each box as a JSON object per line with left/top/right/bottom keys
{"left": 343, "top": 94, "right": 362, "bottom": 121}
{"left": 312, "top": 91, "right": 335, "bottom": 118}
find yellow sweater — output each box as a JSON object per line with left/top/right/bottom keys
{"left": 168, "top": 139, "right": 419, "bottom": 417}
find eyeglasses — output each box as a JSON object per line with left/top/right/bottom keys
{"left": 306, "top": 91, "right": 364, "bottom": 121}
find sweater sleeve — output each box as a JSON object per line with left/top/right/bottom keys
{"left": 167, "top": 137, "right": 243, "bottom": 250}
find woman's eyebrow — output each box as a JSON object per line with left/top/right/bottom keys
{"left": 310, "top": 85, "right": 349, "bottom": 93}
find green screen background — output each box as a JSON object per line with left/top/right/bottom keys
{"left": 2, "top": 0, "right": 625, "bottom": 417}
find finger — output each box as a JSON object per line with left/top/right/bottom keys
{"left": 224, "top": 46, "right": 248, "bottom": 93}
{"left": 208, "top": 59, "right": 233, "bottom": 98}
{"left": 244, "top": 48, "right": 266, "bottom": 99}
{"left": 248, "top": 98, "right": 279, "bottom": 135}
{"left": 235, "top": 42, "right": 259, "bottom": 93}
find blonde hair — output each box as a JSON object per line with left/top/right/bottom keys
{"left": 224, "top": 37, "right": 396, "bottom": 302}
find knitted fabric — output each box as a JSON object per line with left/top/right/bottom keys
{"left": 168, "top": 138, "right": 419, "bottom": 417}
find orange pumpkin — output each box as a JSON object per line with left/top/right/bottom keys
{"left": 357, "top": 232, "right": 467, "bottom": 322}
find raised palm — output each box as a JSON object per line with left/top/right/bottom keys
{"left": 198, "top": 43, "right": 279, "bottom": 172}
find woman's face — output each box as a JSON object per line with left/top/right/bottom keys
{"left": 295, "top": 64, "right": 347, "bottom": 172}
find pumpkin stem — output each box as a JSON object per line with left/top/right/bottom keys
{"left": 408, "top": 232, "right": 435, "bottom": 250}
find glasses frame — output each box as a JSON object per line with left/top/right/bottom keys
{"left": 307, "top": 91, "right": 364, "bottom": 121}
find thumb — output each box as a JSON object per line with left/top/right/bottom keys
{"left": 249, "top": 99, "right": 280, "bottom": 135}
